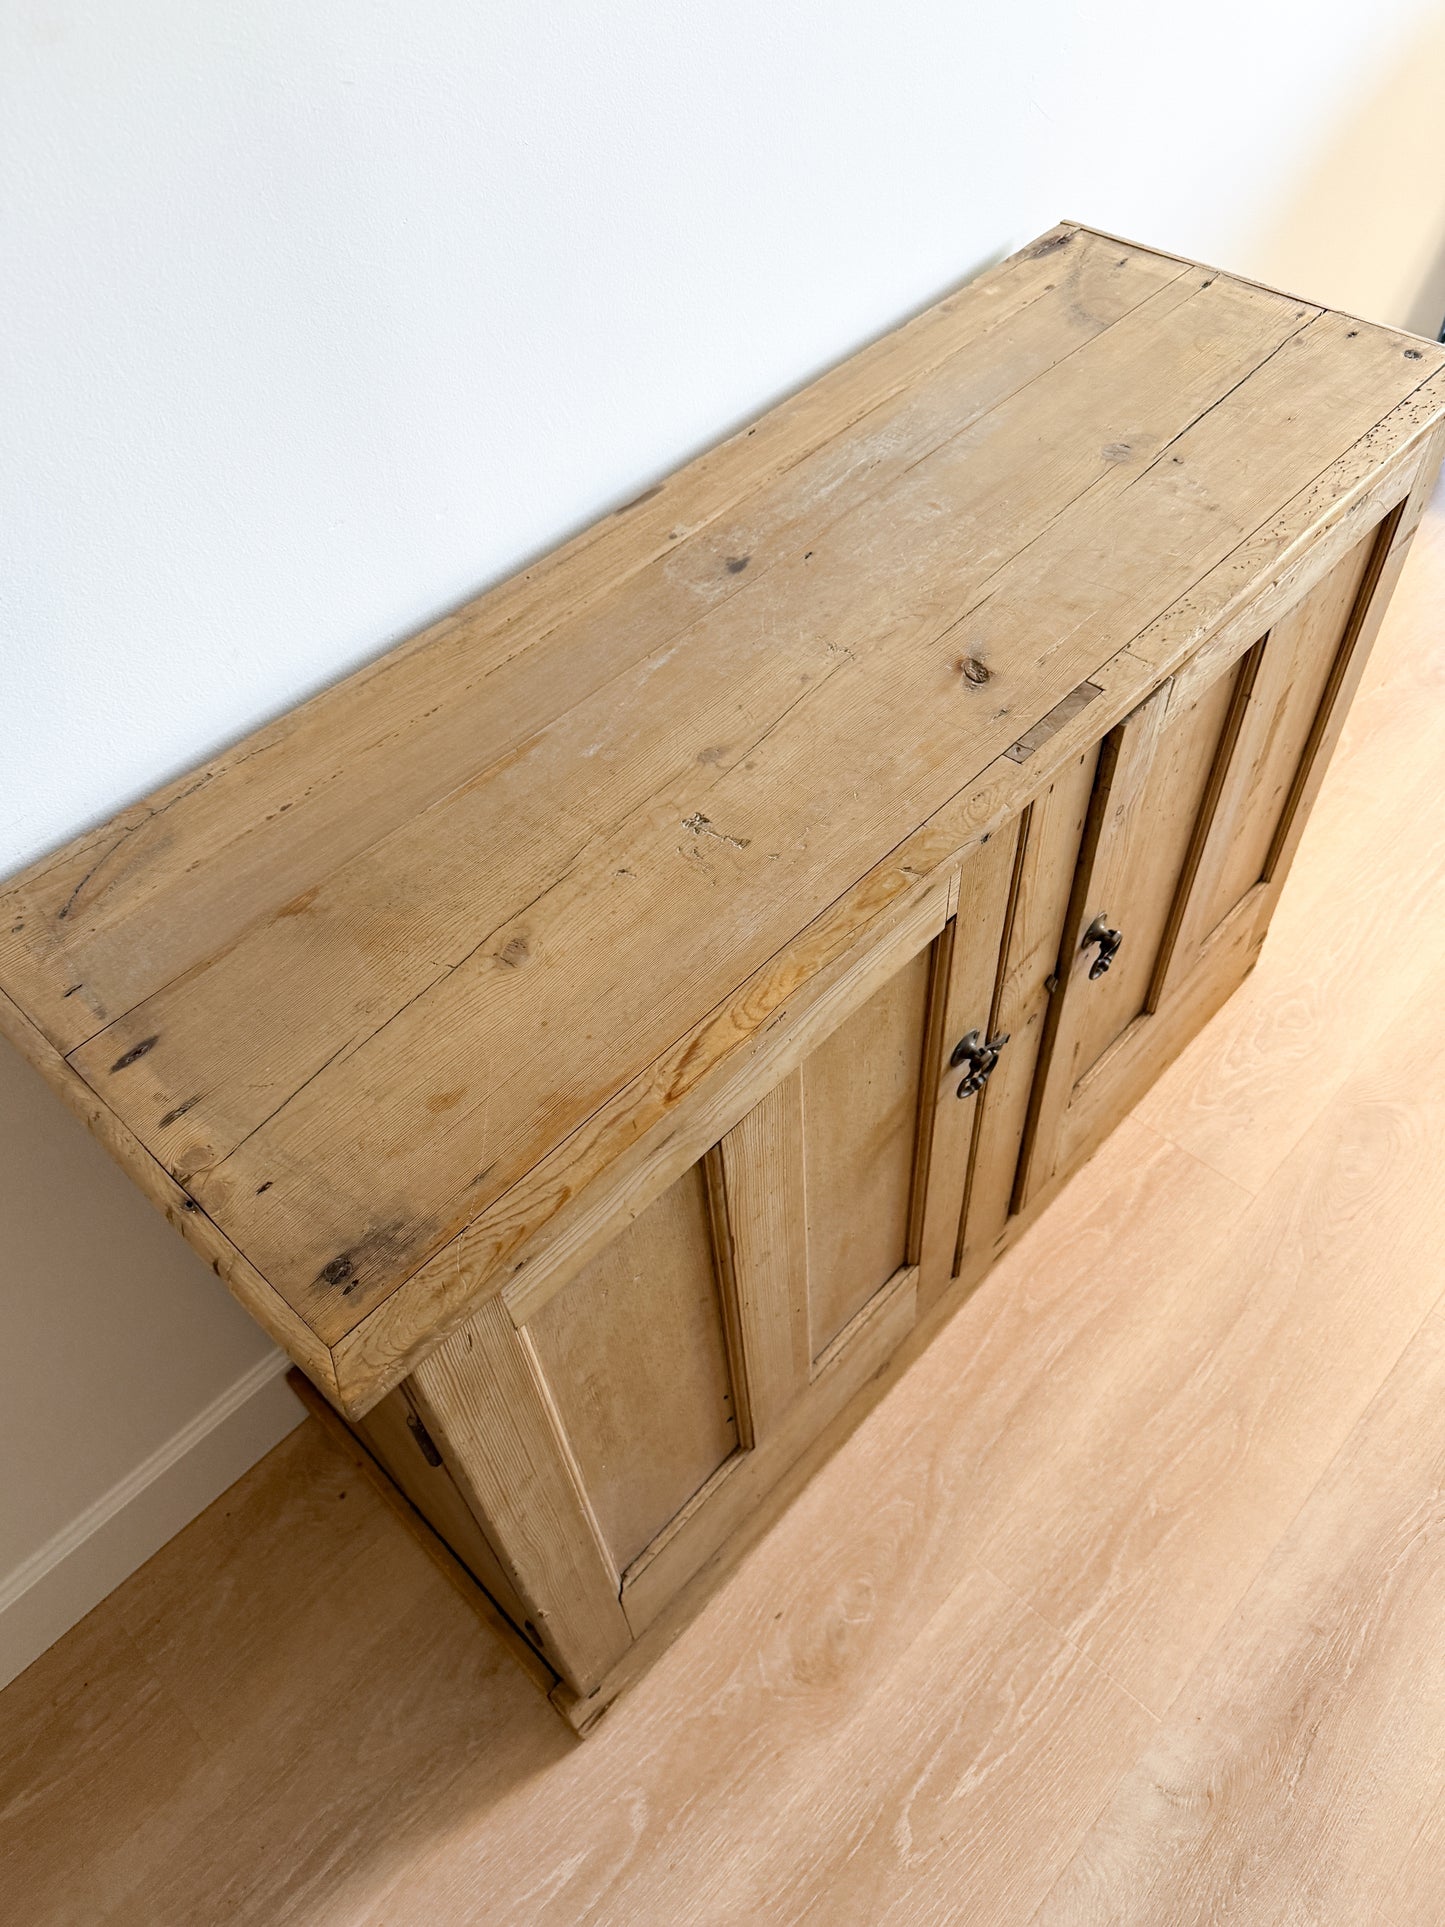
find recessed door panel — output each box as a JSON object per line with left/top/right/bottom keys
{"left": 529, "top": 1164, "right": 739, "bottom": 1573}
{"left": 1067, "top": 664, "right": 1241, "bottom": 1089}
{"left": 1185, "top": 527, "right": 1378, "bottom": 952}
{"left": 802, "top": 944, "right": 933, "bottom": 1360}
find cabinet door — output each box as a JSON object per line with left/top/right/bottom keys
{"left": 1020, "top": 510, "right": 1404, "bottom": 1200}
{"left": 915, "top": 746, "right": 1101, "bottom": 1307}
{"left": 1156, "top": 516, "right": 1393, "bottom": 992}
{"left": 406, "top": 838, "right": 1022, "bottom": 1688}
{"left": 614, "top": 853, "right": 1014, "bottom": 1634}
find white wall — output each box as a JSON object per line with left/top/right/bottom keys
{"left": 4, "top": 0, "right": 1445, "bottom": 1685}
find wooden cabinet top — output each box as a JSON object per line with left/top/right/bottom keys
{"left": 5, "top": 222, "right": 1443, "bottom": 1416}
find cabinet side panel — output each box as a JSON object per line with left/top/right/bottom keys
{"left": 527, "top": 1163, "right": 740, "bottom": 1573}
{"left": 409, "top": 1297, "right": 633, "bottom": 1693}
{"left": 801, "top": 942, "right": 933, "bottom": 1359}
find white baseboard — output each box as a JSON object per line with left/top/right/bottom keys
{"left": 0, "top": 1353, "right": 305, "bottom": 1690}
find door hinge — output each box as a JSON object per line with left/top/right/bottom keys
{"left": 406, "top": 1412, "right": 444, "bottom": 1467}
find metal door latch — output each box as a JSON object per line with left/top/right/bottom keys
{"left": 1081, "top": 914, "right": 1123, "bottom": 980}
{"left": 950, "top": 1028, "right": 1010, "bottom": 1098}
{"left": 406, "top": 1411, "right": 444, "bottom": 1467}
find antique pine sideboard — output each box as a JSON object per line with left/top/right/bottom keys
{"left": 5, "top": 225, "right": 1443, "bottom": 1732}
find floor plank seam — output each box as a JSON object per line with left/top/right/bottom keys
{"left": 973, "top": 1558, "right": 1162, "bottom": 1727}
{"left": 1116, "top": 1109, "right": 1261, "bottom": 1204}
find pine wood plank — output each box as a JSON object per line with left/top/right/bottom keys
{"left": 616, "top": 1263, "right": 918, "bottom": 1640}
{"left": 2, "top": 224, "right": 1170, "bottom": 1054}
{"left": 1017, "top": 681, "right": 1172, "bottom": 1199}
{"left": 507, "top": 1114, "right": 1244, "bottom": 1903}
{"left": 1046, "top": 877, "right": 1270, "bottom": 1186}
{"left": 496, "top": 870, "right": 951, "bottom": 1336}
{"left": 334, "top": 643, "right": 1145, "bottom": 1411}
{"left": 25, "top": 235, "right": 1186, "bottom": 1084}
{"left": 1142, "top": 637, "right": 1264, "bottom": 1013}
{"left": 353, "top": 1382, "right": 536, "bottom": 1635}
{"left": 66, "top": 274, "right": 1322, "bottom": 1314}
{"left": 1071, "top": 670, "right": 1235, "bottom": 1075}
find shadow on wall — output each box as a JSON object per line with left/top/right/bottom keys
{"left": 1409, "top": 232, "right": 1445, "bottom": 344}
{"left": 1246, "top": 3, "right": 1445, "bottom": 337}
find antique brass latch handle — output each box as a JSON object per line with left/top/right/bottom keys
{"left": 950, "top": 1028, "right": 1010, "bottom": 1098}
{"left": 1081, "top": 914, "right": 1123, "bottom": 980}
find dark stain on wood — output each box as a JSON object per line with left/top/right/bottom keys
{"left": 314, "top": 1219, "right": 418, "bottom": 1297}
{"left": 110, "top": 1035, "right": 159, "bottom": 1073}
{"left": 158, "top": 1095, "right": 201, "bottom": 1129}
{"left": 1003, "top": 681, "right": 1106, "bottom": 763}
{"left": 724, "top": 555, "right": 750, "bottom": 574}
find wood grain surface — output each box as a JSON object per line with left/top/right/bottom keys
{"left": 6, "top": 484, "right": 1445, "bottom": 1927}
{"left": 3, "top": 226, "right": 1442, "bottom": 1417}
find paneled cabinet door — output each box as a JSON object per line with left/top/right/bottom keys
{"left": 406, "top": 837, "right": 1028, "bottom": 1694}
{"left": 914, "top": 746, "right": 1101, "bottom": 1307}
{"left": 1018, "top": 510, "right": 1405, "bottom": 1201}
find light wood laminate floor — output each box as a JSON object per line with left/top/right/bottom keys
{"left": 7, "top": 497, "right": 1445, "bottom": 1926}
